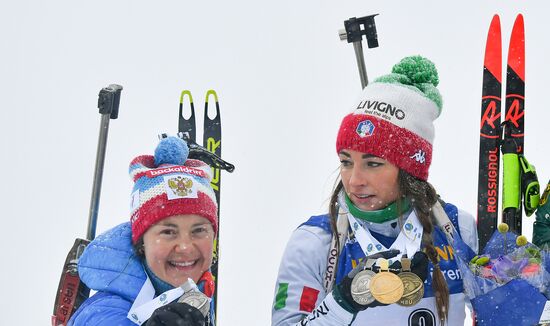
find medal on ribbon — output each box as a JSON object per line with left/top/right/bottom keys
{"left": 350, "top": 259, "right": 377, "bottom": 305}
{"left": 397, "top": 257, "right": 424, "bottom": 307}
{"left": 369, "top": 259, "right": 404, "bottom": 304}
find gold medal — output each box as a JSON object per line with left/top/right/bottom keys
{"left": 397, "top": 257, "right": 424, "bottom": 307}
{"left": 369, "top": 258, "right": 404, "bottom": 304}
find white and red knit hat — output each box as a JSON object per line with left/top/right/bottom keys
{"left": 129, "top": 136, "right": 218, "bottom": 243}
{"left": 336, "top": 56, "right": 443, "bottom": 180}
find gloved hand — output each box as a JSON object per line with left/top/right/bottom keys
{"left": 333, "top": 249, "right": 400, "bottom": 313}
{"left": 387, "top": 251, "right": 429, "bottom": 282}
{"left": 410, "top": 250, "right": 429, "bottom": 281}
{"left": 145, "top": 301, "right": 206, "bottom": 326}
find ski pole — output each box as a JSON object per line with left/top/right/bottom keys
{"left": 501, "top": 121, "right": 521, "bottom": 234}
{"left": 86, "top": 84, "right": 123, "bottom": 240}
{"left": 339, "top": 14, "right": 379, "bottom": 89}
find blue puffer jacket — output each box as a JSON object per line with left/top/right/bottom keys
{"left": 68, "top": 222, "right": 148, "bottom": 326}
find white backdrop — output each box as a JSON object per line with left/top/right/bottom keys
{"left": 2, "top": 1, "right": 549, "bottom": 325}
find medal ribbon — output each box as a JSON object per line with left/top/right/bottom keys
{"left": 127, "top": 276, "right": 198, "bottom": 325}
{"left": 341, "top": 194, "right": 423, "bottom": 263}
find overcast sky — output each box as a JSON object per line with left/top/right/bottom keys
{"left": 2, "top": 1, "right": 549, "bottom": 325}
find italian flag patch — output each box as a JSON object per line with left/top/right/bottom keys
{"left": 274, "top": 283, "right": 319, "bottom": 313}
{"left": 274, "top": 283, "right": 288, "bottom": 310}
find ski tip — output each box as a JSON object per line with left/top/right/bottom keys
{"left": 514, "top": 13, "right": 524, "bottom": 25}
{"left": 511, "top": 13, "right": 525, "bottom": 40}
{"left": 489, "top": 14, "right": 501, "bottom": 30}
{"left": 180, "top": 90, "right": 194, "bottom": 104}
{"left": 484, "top": 15, "right": 502, "bottom": 83}
{"left": 508, "top": 13, "right": 525, "bottom": 81}
{"left": 488, "top": 14, "right": 501, "bottom": 40}
{"left": 205, "top": 89, "right": 218, "bottom": 103}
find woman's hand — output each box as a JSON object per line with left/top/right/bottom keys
{"left": 332, "top": 249, "right": 429, "bottom": 314}
{"left": 145, "top": 302, "right": 206, "bottom": 326}
{"left": 333, "top": 249, "right": 400, "bottom": 312}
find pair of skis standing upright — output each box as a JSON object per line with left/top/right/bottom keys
{"left": 477, "top": 14, "right": 540, "bottom": 252}
{"left": 52, "top": 87, "right": 232, "bottom": 325}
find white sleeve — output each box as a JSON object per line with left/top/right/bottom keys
{"left": 457, "top": 208, "right": 479, "bottom": 255}
{"left": 271, "top": 225, "right": 355, "bottom": 326}
{"left": 457, "top": 208, "right": 478, "bottom": 315}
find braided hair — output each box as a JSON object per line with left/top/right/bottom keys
{"left": 328, "top": 170, "right": 449, "bottom": 324}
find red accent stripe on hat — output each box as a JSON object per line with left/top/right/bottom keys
{"left": 299, "top": 286, "right": 319, "bottom": 313}
{"left": 336, "top": 114, "right": 432, "bottom": 180}
{"left": 131, "top": 192, "right": 218, "bottom": 243}
{"left": 130, "top": 155, "right": 156, "bottom": 168}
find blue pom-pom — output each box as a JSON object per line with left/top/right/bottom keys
{"left": 154, "top": 136, "right": 189, "bottom": 166}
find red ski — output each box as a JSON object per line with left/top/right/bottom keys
{"left": 501, "top": 14, "right": 525, "bottom": 234}
{"left": 477, "top": 15, "right": 502, "bottom": 251}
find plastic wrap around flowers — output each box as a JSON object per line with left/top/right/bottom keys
{"left": 455, "top": 223, "right": 550, "bottom": 326}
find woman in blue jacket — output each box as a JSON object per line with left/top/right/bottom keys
{"left": 69, "top": 136, "right": 218, "bottom": 326}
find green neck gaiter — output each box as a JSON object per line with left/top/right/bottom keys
{"left": 344, "top": 193, "right": 410, "bottom": 223}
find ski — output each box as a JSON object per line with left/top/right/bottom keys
{"left": 477, "top": 15, "right": 502, "bottom": 251}
{"left": 177, "top": 89, "right": 224, "bottom": 320}
{"left": 203, "top": 90, "right": 222, "bottom": 319}
{"left": 501, "top": 14, "right": 525, "bottom": 234}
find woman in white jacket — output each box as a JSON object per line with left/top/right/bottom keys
{"left": 272, "top": 56, "right": 478, "bottom": 326}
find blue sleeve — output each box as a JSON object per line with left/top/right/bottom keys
{"left": 68, "top": 292, "right": 135, "bottom": 326}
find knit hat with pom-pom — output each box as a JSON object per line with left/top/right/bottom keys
{"left": 129, "top": 136, "right": 218, "bottom": 243}
{"left": 336, "top": 55, "right": 443, "bottom": 180}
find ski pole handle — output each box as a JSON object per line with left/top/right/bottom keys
{"left": 339, "top": 14, "right": 379, "bottom": 89}
{"left": 501, "top": 137, "right": 520, "bottom": 233}
{"left": 98, "top": 84, "right": 122, "bottom": 119}
{"left": 87, "top": 84, "right": 123, "bottom": 240}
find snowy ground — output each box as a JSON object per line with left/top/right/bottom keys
{"left": 2, "top": 1, "right": 550, "bottom": 325}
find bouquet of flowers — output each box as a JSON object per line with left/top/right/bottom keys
{"left": 455, "top": 223, "right": 550, "bottom": 326}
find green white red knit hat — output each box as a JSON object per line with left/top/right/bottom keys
{"left": 336, "top": 56, "right": 443, "bottom": 180}
{"left": 129, "top": 136, "right": 218, "bottom": 243}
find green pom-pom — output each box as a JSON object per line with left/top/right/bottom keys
{"left": 392, "top": 56, "right": 439, "bottom": 87}
{"left": 374, "top": 55, "right": 443, "bottom": 111}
